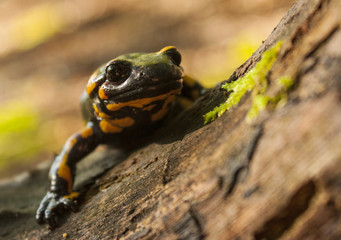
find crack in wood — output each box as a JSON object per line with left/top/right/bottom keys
{"left": 246, "top": 125, "right": 264, "bottom": 164}
{"left": 172, "top": 207, "right": 205, "bottom": 240}
{"left": 224, "top": 165, "right": 248, "bottom": 198}
{"left": 162, "top": 156, "right": 172, "bottom": 186}
{"left": 143, "top": 156, "right": 159, "bottom": 170}
{"left": 117, "top": 227, "right": 129, "bottom": 239}
{"left": 282, "top": 0, "right": 332, "bottom": 61}
{"left": 243, "top": 185, "right": 260, "bottom": 199}
{"left": 189, "top": 207, "right": 205, "bottom": 240}
{"left": 254, "top": 180, "right": 317, "bottom": 240}
{"left": 224, "top": 125, "right": 264, "bottom": 198}
{"left": 305, "top": 26, "right": 339, "bottom": 59}
{"left": 291, "top": 0, "right": 326, "bottom": 45}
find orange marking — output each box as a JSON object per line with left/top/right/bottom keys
{"left": 99, "top": 87, "right": 109, "bottom": 100}
{"left": 57, "top": 137, "right": 77, "bottom": 192}
{"left": 86, "top": 71, "right": 102, "bottom": 95}
{"left": 142, "top": 104, "right": 157, "bottom": 111}
{"left": 100, "top": 119, "right": 123, "bottom": 133}
{"left": 57, "top": 155, "right": 73, "bottom": 192}
{"left": 99, "top": 117, "right": 135, "bottom": 133}
{"left": 93, "top": 104, "right": 111, "bottom": 118}
{"left": 86, "top": 81, "right": 97, "bottom": 96}
{"left": 93, "top": 104, "right": 100, "bottom": 115}
{"left": 109, "top": 117, "right": 135, "bottom": 128}
{"left": 151, "top": 95, "right": 175, "bottom": 121}
{"left": 81, "top": 127, "right": 93, "bottom": 138}
{"left": 106, "top": 89, "right": 181, "bottom": 111}
{"left": 64, "top": 192, "right": 79, "bottom": 199}
{"left": 158, "top": 46, "right": 176, "bottom": 54}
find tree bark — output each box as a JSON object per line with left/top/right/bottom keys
{"left": 1, "top": 0, "right": 341, "bottom": 239}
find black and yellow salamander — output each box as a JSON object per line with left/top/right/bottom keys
{"left": 36, "top": 46, "right": 207, "bottom": 226}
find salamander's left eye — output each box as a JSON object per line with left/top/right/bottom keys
{"left": 105, "top": 60, "right": 132, "bottom": 84}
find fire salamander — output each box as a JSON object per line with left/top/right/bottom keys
{"left": 36, "top": 46, "right": 207, "bottom": 226}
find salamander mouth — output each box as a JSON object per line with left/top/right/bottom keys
{"left": 102, "top": 78, "right": 183, "bottom": 104}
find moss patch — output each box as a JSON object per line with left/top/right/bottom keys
{"left": 246, "top": 75, "right": 294, "bottom": 120}
{"left": 204, "top": 41, "right": 293, "bottom": 124}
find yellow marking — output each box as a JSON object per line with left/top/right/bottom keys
{"left": 86, "top": 71, "right": 101, "bottom": 95}
{"left": 93, "top": 104, "right": 100, "bottom": 115}
{"left": 99, "top": 117, "right": 135, "bottom": 133}
{"left": 57, "top": 154, "right": 73, "bottom": 192}
{"left": 183, "top": 75, "right": 196, "bottom": 87}
{"left": 93, "top": 104, "right": 99, "bottom": 114}
{"left": 81, "top": 127, "right": 93, "bottom": 138}
{"left": 99, "top": 87, "right": 109, "bottom": 100}
{"left": 151, "top": 95, "right": 175, "bottom": 121}
{"left": 86, "top": 81, "right": 97, "bottom": 95}
{"left": 63, "top": 192, "right": 79, "bottom": 199}
{"left": 158, "top": 46, "right": 176, "bottom": 54}
{"left": 106, "top": 89, "right": 181, "bottom": 111}
{"left": 93, "top": 104, "right": 111, "bottom": 118}
{"left": 142, "top": 104, "right": 157, "bottom": 111}
{"left": 100, "top": 119, "right": 123, "bottom": 133}
{"left": 109, "top": 117, "right": 135, "bottom": 127}
{"left": 57, "top": 137, "right": 77, "bottom": 193}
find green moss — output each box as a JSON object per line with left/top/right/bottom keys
{"left": 204, "top": 41, "right": 283, "bottom": 124}
{"left": 246, "top": 95, "right": 270, "bottom": 120}
{"left": 277, "top": 76, "right": 294, "bottom": 89}
{"left": 246, "top": 75, "right": 294, "bottom": 120}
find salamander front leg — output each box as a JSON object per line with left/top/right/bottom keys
{"left": 36, "top": 122, "right": 101, "bottom": 227}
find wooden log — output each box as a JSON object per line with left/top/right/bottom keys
{"left": 1, "top": 0, "right": 340, "bottom": 239}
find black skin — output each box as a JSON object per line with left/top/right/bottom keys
{"left": 36, "top": 46, "right": 207, "bottom": 227}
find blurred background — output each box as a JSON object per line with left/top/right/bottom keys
{"left": 0, "top": 0, "right": 294, "bottom": 179}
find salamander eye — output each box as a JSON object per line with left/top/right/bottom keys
{"left": 105, "top": 60, "right": 132, "bottom": 84}
{"left": 162, "top": 46, "right": 181, "bottom": 66}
